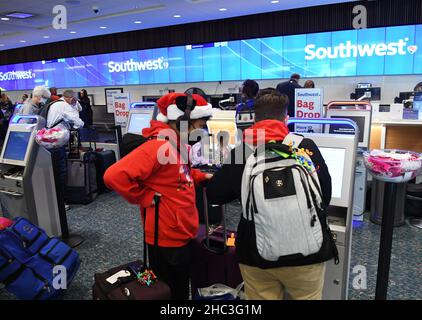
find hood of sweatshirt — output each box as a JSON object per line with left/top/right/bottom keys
{"left": 244, "top": 119, "right": 290, "bottom": 145}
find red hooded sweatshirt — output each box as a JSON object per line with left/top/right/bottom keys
{"left": 104, "top": 120, "right": 207, "bottom": 247}
{"left": 244, "top": 119, "right": 290, "bottom": 144}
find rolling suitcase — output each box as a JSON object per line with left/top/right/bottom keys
{"left": 92, "top": 196, "right": 171, "bottom": 300}
{"left": 95, "top": 150, "right": 116, "bottom": 194}
{"left": 66, "top": 151, "right": 98, "bottom": 204}
{"left": 190, "top": 187, "right": 243, "bottom": 299}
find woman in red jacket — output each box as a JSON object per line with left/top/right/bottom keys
{"left": 104, "top": 93, "right": 213, "bottom": 300}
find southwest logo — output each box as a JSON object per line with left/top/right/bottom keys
{"left": 408, "top": 45, "right": 418, "bottom": 54}
{"left": 108, "top": 57, "right": 169, "bottom": 73}
{"left": 305, "top": 38, "right": 417, "bottom": 60}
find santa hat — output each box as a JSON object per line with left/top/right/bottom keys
{"left": 156, "top": 93, "right": 213, "bottom": 123}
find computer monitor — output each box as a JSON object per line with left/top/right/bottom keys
{"left": 0, "top": 125, "right": 35, "bottom": 166}
{"left": 142, "top": 96, "right": 161, "bottom": 103}
{"left": 355, "top": 87, "right": 381, "bottom": 101}
{"left": 126, "top": 111, "right": 153, "bottom": 134}
{"left": 325, "top": 110, "right": 371, "bottom": 148}
{"left": 297, "top": 133, "right": 356, "bottom": 208}
{"left": 398, "top": 91, "right": 415, "bottom": 103}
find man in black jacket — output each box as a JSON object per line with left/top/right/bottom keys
{"left": 276, "top": 73, "right": 302, "bottom": 117}
{"left": 206, "top": 90, "right": 333, "bottom": 300}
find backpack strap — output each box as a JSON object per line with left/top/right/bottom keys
{"left": 282, "top": 133, "right": 304, "bottom": 149}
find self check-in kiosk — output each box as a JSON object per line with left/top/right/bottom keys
{"left": 126, "top": 102, "right": 158, "bottom": 135}
{"left": 325, "top": 101, "right": 372, "bottom": 222}
{"left": 0, "top": 115, "right": 61, "bottom": 236}
{"left": 288, "top": 118, "right": 358, "bottom": 300}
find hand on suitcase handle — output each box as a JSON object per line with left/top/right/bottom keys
{"left": 152, "top": 193, "right": 162, "bottom": 206}
{"left": 205, "top": 173, "right": 213, "bottom": 180}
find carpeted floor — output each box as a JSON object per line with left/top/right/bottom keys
{"left": 1, "top": 192, "right": 421, "bottom": 300}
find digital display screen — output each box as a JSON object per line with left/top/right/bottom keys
{"left": 0, "top": 24, "right": 421, "bottom": 90}
{"left": 329, "top": 116, "right": 366, "bottom": 143}
{"left": 319, "top": 147, "right": 346, "bottom": 199}
{"left": 127, "top": 113, "right": 152, "bottom": 134}
{"left": 3, "top": 131, "right": 31, "bottom": 161}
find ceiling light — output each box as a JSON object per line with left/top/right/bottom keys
{"left": 174, "top": 14, "right": 181, "bottom": 18}
{"left": 1, "top": 17, "right": 10, "bottom": 21}
{"left": 6, "top": 12, "right": 34, "bottom": 19}
{"left": 219, "top": 8, "right": 227, "bottom": 12}
{"left": 19, "top": 40, "right": 26, "bottom": 43}
{"left": 99, "top": 26, "right": 107, "bottom": 29}
{"left": 271, "top": 0, "right": 280, "bottom": 3}
{"left": 0, "top": 44, "right": 5, "bottom": 47}
{"left": 134, "top": 21, "right": 142, "bottom": 24}
{"left": 43, "top": 36, "right": 50, "bottom": 39}
{"left": 70, "top": 31, "right": 77, "bottom": 34}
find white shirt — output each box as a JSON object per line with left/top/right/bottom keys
{"left": 47, "top": 98, "right": 84, "bottom": 129}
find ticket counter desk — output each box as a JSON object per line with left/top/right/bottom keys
{"left": 370, "top": 120, "right": 422, "bottom": 153}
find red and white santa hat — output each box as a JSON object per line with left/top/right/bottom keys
{"left": 156, "top": 93, "right": 213, "bottom": 123}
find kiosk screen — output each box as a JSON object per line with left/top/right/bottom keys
{"left": 319, "top": 147, "right": 346, "bottom": 199}
{"left": 3, "top": 131, "right": 32, "bottom": 161}
{"left": 127, "top": 113, "right": 152, "bottom": 134}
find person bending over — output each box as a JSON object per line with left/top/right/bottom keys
{"left": 104, "top": 93, "right": 214, "bottom": 300}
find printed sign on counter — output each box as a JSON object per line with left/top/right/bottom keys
{"left": 113, "top": 93, "right": 131, "bottom": 128}
{"left": 294, "top": 88, "right": 324, "bottom": 133}
{"left": 105, "top": 88, "right": 123, "bottom": 113}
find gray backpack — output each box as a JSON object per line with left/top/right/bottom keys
{"left": 241, "top": 133, "right": 326, "bottom": 261}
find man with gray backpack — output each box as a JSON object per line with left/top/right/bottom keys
{"left": 206, "top": 90, "right": 338, "bottom": 300}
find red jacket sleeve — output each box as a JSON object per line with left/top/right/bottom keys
{"left": 104, "top": 142, "right": 161, "bottom": 205}
{"left": 191, "top": 168, "right": 208, "bottom": 186}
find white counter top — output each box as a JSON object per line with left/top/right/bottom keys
{"left": 372, "top": 120, "right": 422, "bottom": 126}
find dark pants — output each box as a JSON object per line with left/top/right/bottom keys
{"left": 50, "top": 146, "right": 69, "bottom": 237}
{"left": 148, "top": 242, "right": 192, "bottom": 300}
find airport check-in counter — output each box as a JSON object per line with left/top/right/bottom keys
{"left": 289, "top": 118, "right": 358, "bottom": 300}
{"left": 371, "top": 99, "right": 422, "bottom": 153}
{"left": 0, "top": 115, "right": 61, "bottom": 236}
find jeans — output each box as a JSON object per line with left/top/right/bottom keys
{"left": 50, "top": 146, "right": 69, "bottom": 236}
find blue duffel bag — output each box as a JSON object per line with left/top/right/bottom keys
{"left": 0, "top": 217, "right": 80, "bottom": 300}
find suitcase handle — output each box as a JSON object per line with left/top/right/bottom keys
{"left": 202, "top": 187, "right": 227, "bottom": 253}
{"left": 142, "top": 195, "right": 161, "bottom": 270}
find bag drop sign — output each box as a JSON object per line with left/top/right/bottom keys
{"left": 294, "top": 88, "right": 324, "bottom": 133}
{"left": 113, "top": 93, "right": 131, "bottom": 128}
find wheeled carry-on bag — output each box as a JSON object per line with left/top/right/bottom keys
{"left": 92, "top": 196, "right": 171, "bottom": 300}
{"left": 95, "top": 150, "right": 116, "bottom": 194}
{"left": 66, "top": 151, "right": 98, "bottom": 204}
{"left": 191, "top": 187, "right": 243, "bottom": 299}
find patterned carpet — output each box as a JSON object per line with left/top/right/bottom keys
{"left": 1, "top": 192, "right": 421, "bottom": 300}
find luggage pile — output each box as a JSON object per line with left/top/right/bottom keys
{"left": 0, "top": 217, "right": 80, "bottom": 300}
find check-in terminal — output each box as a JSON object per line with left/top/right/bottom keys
{"left": 0, "top": 115, "right": 61, "bottom": 236}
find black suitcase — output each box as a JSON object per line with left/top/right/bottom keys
{"left": 65, "top": 152, "right": 98, "bottom": 204}
{"left": 92, "top": 260, "right": 171, "bottom": 300}
{"left": 95, "top": 150, "right": 116, "bottom": 194}
{"left": 92, "top": 196, "right": 172, "bottom": 300}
